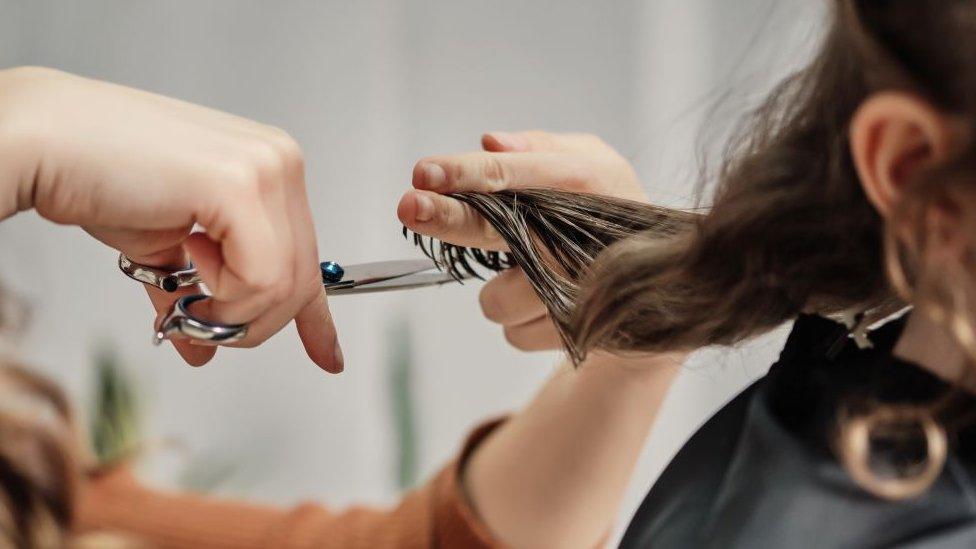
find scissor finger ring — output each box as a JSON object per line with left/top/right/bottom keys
{"left": 118, "top": 254, "right": 244, "bottom": 344}
{"left": 118, "top": 253, "right": 202, "bottom": 292}
{"left": 153, "top": 294, "right": 248, "bottom": 345}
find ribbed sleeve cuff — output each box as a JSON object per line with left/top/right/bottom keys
{"left": 432, "top": 417, "right": 508, "bottom": 548}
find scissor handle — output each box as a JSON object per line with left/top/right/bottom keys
{"left": 132, "top": 258, "right": 460, "bottom": 345}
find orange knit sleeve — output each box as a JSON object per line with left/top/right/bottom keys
{"left": 75, "top": 420, "right": 506, "bottom": 549}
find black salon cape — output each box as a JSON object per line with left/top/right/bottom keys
{"left": 619, "top": 314, "right": 976, "bottom": 548}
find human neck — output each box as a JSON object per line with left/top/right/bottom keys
{"left": 894, "top": 310, "right": 974, "bottom": 391}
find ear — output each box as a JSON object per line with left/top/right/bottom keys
{"left": 850, "top": 92, "right": 954, "bottom": 219}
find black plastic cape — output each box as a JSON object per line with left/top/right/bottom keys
{"left": 619, "top": 314, "right": 976, "bottom": 548}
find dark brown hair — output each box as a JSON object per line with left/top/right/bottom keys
{"left": 411, "top": 0, "right": 976, "bottom": 498}
{"left": 408, "top": 190, "right": 698, "bottom": 361}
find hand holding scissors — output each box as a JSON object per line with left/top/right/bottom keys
{"left": 0, "top": 67, "right": 339, "bottom": 372}
{"left": 119, "top": 256, "right": 471, "bottom": 347}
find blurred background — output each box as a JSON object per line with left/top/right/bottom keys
{"left": 0, "top": 0, "right": 822, "bottom": 543}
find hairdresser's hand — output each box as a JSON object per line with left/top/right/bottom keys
{"left": 398, "top": 130, "right": 646, "bottom": 351}
{"left": 0, "top": 67, "right": 340, "bottom": 372}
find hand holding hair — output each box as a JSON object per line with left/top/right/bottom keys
{"left": 400, "top": 132, "right": 688, "bottom": 548}
{"left": 398, "top": 131, "right": 698, "bottom": 361}
{"left": 398, "top": 131, "right": 658, "bottom": 355}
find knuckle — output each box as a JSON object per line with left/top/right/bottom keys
{"left": 266, "top": 127, "right": 305, "bottom": 173}
{"left": 264, "top": 125, "right": 295, "bottom": 147}
{"left": 480, "top": 155, "right": 508, "bottom": 188}
{"left": 246, "top": 273, "right": 278, "bottom": 295}
{"left": 448, "top": 160, "right": 466, "bottom": 187}
{"left": 273, "top": 277, "right": 295, "bottom": 304}
{"left": 237, "top": 261, "right": 282, "bottom": 294}
{"left": 215, "top": 159, "right": 262, "bottom": 195}
{"left": 563, "top": 162, "right": 597, "bottom": 192}
{"left": 582, "top": 133, "right": 606, "bottom": 147}
{"left": 251, "top": 141, "right": 286, "bottom": 179}
{"left": 430, "top": 199, "right": 452, "bottom": 230}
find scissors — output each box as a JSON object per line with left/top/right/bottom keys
{"left": 118, "top": 254, "right": 470, "bottom": 345}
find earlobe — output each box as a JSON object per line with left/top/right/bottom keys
{"left": 850, "top": 92, "right": 952, "bottom": 219}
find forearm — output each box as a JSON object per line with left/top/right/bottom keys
{"left": 463, "top": 351, "right": 683, "bottom": 548}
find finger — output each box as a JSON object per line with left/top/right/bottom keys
{"left": 481, "top": 131, "right": 610, "bottom": 155}
{"left": 412, "top": 151, "right": 595, "bottom": 194}
{"left": 205, "top": 270, "right": 311, "bottom": 350}
{"left": 503, "top": 316, "right": 563, "bottom": 352}
{"left": 144, "top": 285, "right": 216, "bottom": 366}
{"left": 239, "top": 147, "right": 340, "bottom": 373}
{"left": 398, "top": 189, "right": 506, "bottom": 250}
{"left": 294, "top": 286, "right": 342, "bottom": 374}
{"left": 191, "top": 186, "right": 283, "bottom": 307}
{"left": 91, "top": 226, "right": 192, "bottom": 264}
{"left": 123, "top": 244, "right": 216, "bottom": 366}
{"left": 269, "top": 138, "right": 342, "bottom": 373}
{"left": 198, "top": 138, "right": 297, "bottom": 326}
{"left": 182, "top": 232, "right": 277, "bottom": 324}
{"left": 479, "top": 268, "right": 547, "bottom": 326}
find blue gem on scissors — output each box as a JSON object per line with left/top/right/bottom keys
{"left": 320, "top": 261, "right": 345, "bottom": 283}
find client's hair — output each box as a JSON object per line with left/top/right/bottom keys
{"left": 408, "top": 191, "right": 698, "bottom": 362}
{"left": 410, "top": 1, "right": 976, "bottom": 499}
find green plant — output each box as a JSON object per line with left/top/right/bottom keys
{"left": 388, "top": 314, "right": 418, "bottom": 490}
{"left": 89, "top": 343, "right": 141, "bottom": 465}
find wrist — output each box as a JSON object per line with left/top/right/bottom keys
{"left": 0, "top": 137, "right": 40, "bottom": 221}
{"left": 0, "top": 67, "right": 46, "bottom": 220}
{"left": 556, "top": 350, "right": 684, "bottom": 414}
{"left": 575, "top": 350, "right": 686, "bottom": 388}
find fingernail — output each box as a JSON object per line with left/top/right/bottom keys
{"left": 487, "top": 132, "right": 527, "bottom": 151}
{"left": 332, "top": 335, "right": 344, "bottom": 373}
{"left": 414, "top": 193, "right": 435, "bottom": 222}
{"left": 421, "top": 162, "right": 447, "bottom": 189}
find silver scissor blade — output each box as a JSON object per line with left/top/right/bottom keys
{"left": 327, "top": 271, "right": 471, "bottom": 295}
{"left": 336, "top": 259, "right": 442, "bottom": 286}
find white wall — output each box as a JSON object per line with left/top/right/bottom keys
{"left": 0, "top": 0, "right": 823, "bottom": 538}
